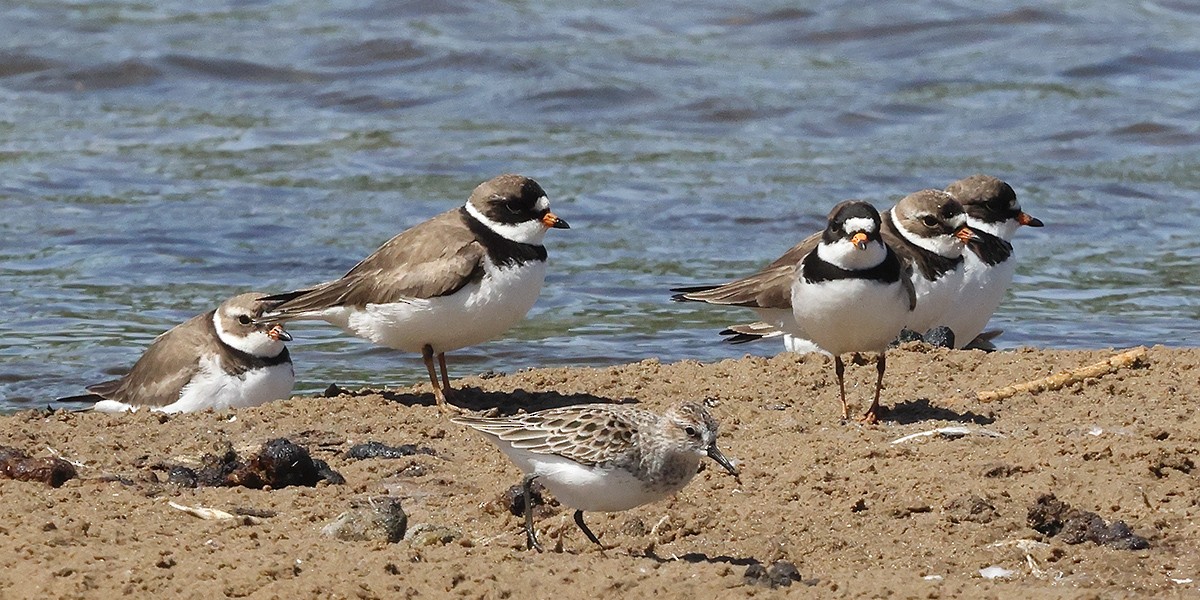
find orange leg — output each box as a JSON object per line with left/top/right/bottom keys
{"left": 861, "top": 352, "right": 886, "bottom": 425}
{"left": 422, "top": 345, "right": 463, "bottom": 413}
{"left": 834, "top": 355, "right": 849, "bottom": 420}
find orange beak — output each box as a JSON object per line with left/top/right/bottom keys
{"left": 850, "top": 232, "right": 869, "bottom": 250}
{"left": 1017, "top": 212, "right": 1044, "bottom": 227}
{"left": 953, "top": 226, "right": 980, "bottom": 244}
{"left": 267, "top": 324, "right": 292, "bottom": 342}
{"left": 541, "top": 212, "right": 570, "bottom": 229}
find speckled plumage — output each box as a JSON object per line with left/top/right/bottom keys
{"left": 454, "top": 402, "right": 738, "bottom": 550}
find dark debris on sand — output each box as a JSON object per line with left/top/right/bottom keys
{"left": 165, "top": 438, "right": 344, "bottom": 489}
{"left": 1027, "top": 493, "right": 1150, "bottom": 550}
{"left": 0, "top": 446, "right": 77, "bottom": 487}
{"left": 344, "top": 441, "right": 437, "bottom": 460}
{"left": 743, "top": 560, "right": 803, "bottom": 588}
{"left": 503, "top": 478, "right": 555, "bottom": 519}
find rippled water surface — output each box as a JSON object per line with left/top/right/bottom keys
{"left": 3, "top": 1, "right": 1199, "bottom": 411}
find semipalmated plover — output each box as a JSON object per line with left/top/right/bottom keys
{"left": 258, "top": 174, "right": 569, "bottom": 412}
{"left": 879, "top": 188, "right": 979, "bottom": 344}
{"left": 452, "top": 402, "right": 738, "bottom": 551}
{"left": 789, "top": 200, "right": 915, "bottom": 423}
{"left": 944, "top": 174, "right": 1043, "bottom": 349}
{"left": 60, "top": 293, "right": 294, "bottom": 413}
{"left": 673, "top": 190, "right": 976, "bottom": 356}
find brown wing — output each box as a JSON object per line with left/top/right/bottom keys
{"left": 453, "top": 405, "right": 645, "bottom": 467}
{"left": 763, "top": 230, "right": 821, "bottom": 269}
{"left": 86, "top": 313, "right": 211, "bottom": 408}
{"left": 676, "top": 265, "right": 795, "bottom": 309}
{"left": 265, "top": 209, "right": 487, "bottom": 315}
{"left": 673, "top": 231, "right": 819, "bottom": 310}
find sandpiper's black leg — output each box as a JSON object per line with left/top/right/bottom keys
{"left": 574, "top": 510, "right": 603, "bottom": 548}
{"left": 834, "top": 355, "right": 849, "bottom": 419}
{"left": 522, "top": 474, "right": 543, "bottom": 551}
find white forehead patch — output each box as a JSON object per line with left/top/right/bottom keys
{"left": 535, "top": 196, "right": 549, "bottom": 212}
{"left": 842, "top": 217, "right": 876, "bottom": 234}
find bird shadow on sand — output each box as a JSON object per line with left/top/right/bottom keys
{"left": 369, "top": 387, "right": 640, "bottom": 415}
{"left": 879, "top": 397, "right": 994, "bottom": 425}
{"left": 642, "top": 549, "right": 760, "bottom": 567}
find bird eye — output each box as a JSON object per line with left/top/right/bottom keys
{"left": 684, "top": 426, "right": 699, "bottom": 438}
{"left": 504, "top": 201, "right": 522, "bottom": 215}
{"left": 237, "top": 315, "right": 252, "bottom": 325}
{"left": 920, "top": 215, "right": 938, "bottom": 228}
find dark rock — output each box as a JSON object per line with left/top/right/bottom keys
{"left": 171, "top": 438, "right": 343, "bottom": 490}
{"left": 892, "top": 328, "right": 924, "bottom": 346}
{"left": 744, "top": 561, "right": 802, "bottom": 588}
{"left": 322, "top": 496, "right": 407, "bottom": 543}
{"left": 0, "top": 446, "right": 77, "bottom": 487}
{"left": 1027, "top": 493, "right": 1149, "bottom": 550}
{"left": 922, "top": 326, "right": 956, "bottom": 349}
{"left": 504, "top": 479, "right": 551, "bottom": 518}
{"left": 232, "top": 438, "right": 330, "bottom": 488}
{"left": 166, "top": 467, "right": 198, "bottom": 488}
{"left": 313, "top": 458, "right": 346, "bottom": 485}
{"left": 344, "top": 441, "right": 437, "bottom": 460}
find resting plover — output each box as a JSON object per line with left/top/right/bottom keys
{"left": 60, "top": 292, "right": 294, "bottom": 413}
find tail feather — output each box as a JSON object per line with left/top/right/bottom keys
{"left": 964, "top": 329, "right": 1003, "bottom": 352}
{"left": 55, "top": 393, "right": 103, "bottom": 405}
{"left": 255, "top": 288, "right": 317, "bottom": 322}
{"left": 257, "top": 289, "right": 312, "bottom": 306}
{"left": 669, "top": 284, "right": 721, "bottom": 302}
{"left": 717, "top": 321, "right": 784, "bottom": 345}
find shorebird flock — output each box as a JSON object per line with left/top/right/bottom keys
{"left": 56, "top": 172, "right": 1040, "bottom": 550}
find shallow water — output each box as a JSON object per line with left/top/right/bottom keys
{"left": 2, "top": 1, "right": 1199, "bottom": 411}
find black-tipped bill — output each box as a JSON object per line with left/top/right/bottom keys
{"left": 267, "top": 324, "right": 292, "bottom": 342}
{"left": 850, "top": 231, "right": 869, "bottom": 250}
{"left": 1018, "top": 212, "right": 1044, "bottom": 227}
{"left": 707, "top": 444, "right": 739, "bottom": 476}
{"left": 953, "top": 226, "right": 980, "bottom": 244}
{"left": 542, "top": 212, "right": 570, "bottom": 229}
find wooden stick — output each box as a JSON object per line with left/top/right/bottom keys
{"left": 947, "top": 346, "right": 1148, "bottom": 404}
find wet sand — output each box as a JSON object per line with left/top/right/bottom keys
{"left": 2, "top": 345, "right": 1198, "bottom": 598}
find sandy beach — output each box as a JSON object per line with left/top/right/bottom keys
{"left": 2, "top": 344, "right": 1198, "bottom": 599}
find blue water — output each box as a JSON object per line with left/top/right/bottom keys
{"left": 2, "top": 1, "right": 1199, "bottom": 412}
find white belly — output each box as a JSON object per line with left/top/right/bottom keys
{"left": 938, "top": 255, "right": 1016, "bottom": 348}
{"left": 497, "top": 445, "right": 695, "bottom": 513}
{"left": 905, "top": 266, "right": 968, "bottom": 339}
{"left": 320, "top": 261, "right": 546, "bottom": 354}
{"left": 159, "top": 357, "right": 295, "bottom": 414}
{"left": 747, "top": 307, "right": 829, "bottom": 355}
{"left": 790, "top": 277, "right": 911, "bottom": 357}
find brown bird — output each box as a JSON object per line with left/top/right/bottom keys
{"left": 59, "top": 293, "right": 293, "bottom": 413}
{"left": 258, "top": 175, "right": 569, "bottom": 411}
